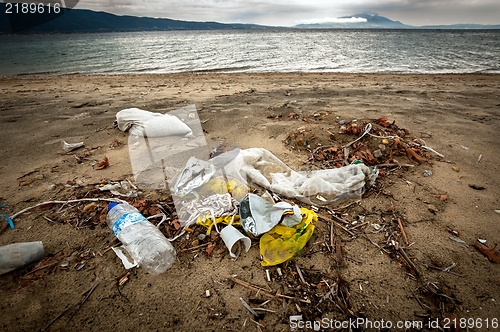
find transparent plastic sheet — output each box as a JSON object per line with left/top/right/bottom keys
{"left": 126, "top": 105, "right": 209, "bottom": 190}
{"left": 218, "top": 148, "right": 379, "bottom": 206}
{"left": 124, "top": 106, "right": 245, "bottom": 236}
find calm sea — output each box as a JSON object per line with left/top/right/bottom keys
{"left": 0, "top": 29, "right": 499, "bottom": 76}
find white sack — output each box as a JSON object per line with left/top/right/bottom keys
{"left": 116, "top": 108, "right": 193, "bottom": 137}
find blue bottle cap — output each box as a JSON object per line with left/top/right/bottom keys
{"left": 108, "top": 202, "right": 119, "bottom": 211}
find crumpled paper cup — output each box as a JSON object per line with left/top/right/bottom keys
{"left": 220, "top": 225, "right": 251, "bottom": 258}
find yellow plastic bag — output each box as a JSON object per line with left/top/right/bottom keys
{"left": 196, "top": 213, "right": 242, "bottom": 235}
{"left": 259, "top": 208, "right": 317, "bottom": 266}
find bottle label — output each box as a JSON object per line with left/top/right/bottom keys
{"left": 112, "top": 212, "right": 145, "bottom": 236}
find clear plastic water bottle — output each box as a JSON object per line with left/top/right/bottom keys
{"left": 106, "top": 202, "right": 176, "bottom": 274}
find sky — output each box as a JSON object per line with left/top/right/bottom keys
{"left": 77, "top": 0, "right": 500, "bottom": 26}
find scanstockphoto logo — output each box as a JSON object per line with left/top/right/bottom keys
{"left": 1, "top": 0, "right": 79, "bottom": 33}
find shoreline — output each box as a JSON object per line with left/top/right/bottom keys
{"left": 3, "top": 71, "right": 500, "bottom": 79}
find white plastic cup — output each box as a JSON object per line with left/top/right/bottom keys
{"left": 0, "top": 241, "right": 45, "bottom": 275}
{"left": 220, "top": 225, "right": 251, "bottom": 258}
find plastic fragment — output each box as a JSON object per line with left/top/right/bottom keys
{"left": 61, "top": 140, "right": 84, "bottom": 152}
{"left": 0, "top": 214, "right": 14, "bottom": 229}
{"left": 0, "top": 203, "right": 14, "bottom": 229}
{"left": 449, "top": 236, "right": 469, "bottom": 247}
{"left": 422, "top": 170, "right": 432, "bottom": 177}
{"left": 111, "top": 246, "right": 138, "bottom": 269}
{"left": 239, "top": 194, "right": 302, "bottom": 237}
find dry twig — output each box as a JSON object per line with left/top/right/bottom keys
{"left": 221, "top": 274, "right": 311, "bottom": 304}
{"left": 40, "top": 280, "right": 99, "bottom": 331}
{"left": 397, "top": 218, "right": 409, "bottom": 245}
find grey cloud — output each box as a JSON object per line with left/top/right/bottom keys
{"left": 76, "top": 0, "right": 500, "bottom": 26}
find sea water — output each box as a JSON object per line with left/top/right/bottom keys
{"left": 0, "top": 29, "right": 499, "bottom": 76}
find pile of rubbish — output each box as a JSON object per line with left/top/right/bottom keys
{"left": 113, "top": 106, "right": 379, "bottom": 270}
{"left": 157, "top": 144, "right": 378, "bottom": 267}
{"left": 6, "top": 104, "right": 456, "bottom": 277}
{"left": 4, "top": 105, "right": 381, "bottom": 275}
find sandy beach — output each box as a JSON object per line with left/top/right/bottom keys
{"left": 0, "top": 72, "right": 499, "bottom": 331}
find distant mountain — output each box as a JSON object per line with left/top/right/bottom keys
{"left": 0, "top": 4, "right": 270, "bottom": 34}
{"left": 295, "top": 14, "right": 411, "bottom": 29}
{"left": 419, "top": 23, "right": 500, "bottom": 29}
{"left": 295, "top": 13, "right": 500, "bottom": 29}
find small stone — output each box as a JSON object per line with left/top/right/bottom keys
{"left": 469, "top": 184, "right": 486, "bottom": 190}
{"left": 21, "top": 179, "right": 33, "bottom": 186}
{"left": 338, "top": 120, "right": 346, "bottom": 125}
{"left": 428, "top": 204, "right": 438, "bottom": 214}
{"left": 452, "top": 167, "right": 460, "bottom": 172}
{"left": 47, "top": 184, "right": 56, "bottom": 190}
{"left": 35, "top": 175, "right": 44, "bottom": 180}
{"left": 495, "top": 210, "right": 500, "bottom": 214}
{"left": 373, "top": 149, "right": 383, "bottom": 158}
{"left": 191, "top": 239, "right": 200, "bottom": 247}
{"left": 382, "top": 138, "right": 389, "bottom": 145}
{"left": 198, "top": 233, "right": 207, "bottom": 241}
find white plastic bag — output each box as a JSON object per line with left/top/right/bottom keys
{"left": 116, "top": 108, "right": 193, "bottom": 137}
{"left": 223, "top": 148, "right": 378, "bottom": 205}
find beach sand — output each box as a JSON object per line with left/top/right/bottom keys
{"left": 0, "top": 73, "right": 499, "bottom": 331}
